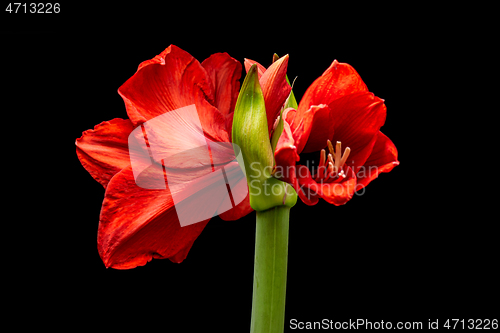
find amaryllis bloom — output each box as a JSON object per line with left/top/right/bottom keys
{"left": 76, "top": 45, "right": 293, "bottom": 269}
{"left": 244, "top": 58, "right": 399, "bottom": 206}
{"left": 76, "top": 45, "right": 245, "bottom": 269}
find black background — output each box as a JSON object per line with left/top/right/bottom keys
{"left": 2, "top": 3, "right": 497, "bottom": 331}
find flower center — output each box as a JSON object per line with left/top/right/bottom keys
{"left": 313, "top": 140, "right": 350, "bottom": 182}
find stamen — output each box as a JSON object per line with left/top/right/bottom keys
{"left": 338, "top": 147, "right": 351, "bottom": 169}
{"left": 313, "top": 149, "right": 326, "bottom": 181}
{"left": 327, "top": 162, "right": 334, "bottom": 176}
{"left": 334, "top": 141, "right": 342, "bottom": 172}
{"left": 327, "top": 140, "right": 334, "bottom": 156}
{"left": 325, "top": 154, "right": 333, "bottom": 174}
{"left": 319, "top": 149, "right": 326, "bottom": 167}
{"left": 327, "top": 153, "right": 334, "bottom": 166}
{"left": 313, "top": 140, "right": 351, "bottom": 182}
{"left": 326, "top": 140, "right": 351, "bottom": 177}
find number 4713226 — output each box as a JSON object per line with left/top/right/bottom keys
{"left": 6, "top": 3, "right": 60, "bottom": 13}
{"left": 444, "top": 319, "right": 498, "bottom": 330}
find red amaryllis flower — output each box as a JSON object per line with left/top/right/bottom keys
{"left": 244, "top": 58, "right": 399, "bottom": 206}
{"left": 76, "top": 45, "right": 255, "bottom": 269}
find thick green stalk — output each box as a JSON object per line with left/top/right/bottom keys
{"left": 250, "top": 206, "right": 290, "bottom": 333}
{"left": 232, "top": 59, "right": 296, "bottom": 333}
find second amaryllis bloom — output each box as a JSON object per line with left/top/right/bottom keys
{"left": 245, "top": 57, "right": 399, "bottom": 206}
{"left": 76, "top": 45, "right": 254, "bottom": 269}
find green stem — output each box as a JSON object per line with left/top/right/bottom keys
{"left": 250, "top": 206, "right": 290, "bottom": 333}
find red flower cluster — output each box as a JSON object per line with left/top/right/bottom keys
{"left": 76, "top": 45, "right": 398, "bottom": 269}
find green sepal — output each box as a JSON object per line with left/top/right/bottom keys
{"left": 272, "top": 53, "right": 280, "bottom": 63}
{"left": 232, "top": 64, "right": 274, "bottom": 181}
{"left": 284, "top": 75, "right": 298, "bottom": 110}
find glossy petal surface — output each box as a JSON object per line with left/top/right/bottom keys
{"left": 76, "top": 118, "right": 134, "bottom": 188}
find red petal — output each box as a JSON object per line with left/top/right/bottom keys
{"left": 283, "top": 107, "right": 296, "bottom": 126}
{"left": 244, "top": 58, "right": 266, "bottom": 79}
{"left": 294, "top": 104, "right": 331, "bottom": 154}
{"left": 225, "top": 112, "right": 234, "bottom": 141}
{"left": 98, "top": 166, "right": 205, "bottom": 269}
{"left": 128, "top": 104, "right": 229, "bottom": 173}
{"left": 296, "top": 60, "right": 368, "bottom": 118}
{"left": 356, "top": 131, "right": 399, "bottom": 189}
{"left": 118, "top": 45, "right": 217, "bottom": 128}
{"left": 98, "top": 161, "right": 244, "bottom": 269}
{"left": 274, "top": 113, "right": 295, "bottom": 154}
{"left": 274, "top": 117, "right": 299, "bottom": 186}
{"left": 260, "top": 55, "right": 292, "bottom": 133}
{"left": 201, "top": 53, "right": 242, "bottom": 117}
{"left": 296, "top": 165, "right": 357, "bottom": 206}
{"left": 295, "top": 165, "right": 320, "bottom": 205}
{"left": 328, "top": 92, "right": 387, "bottom": 169}
{"left": 244, "top": 57, "right": 292, "bottom": 133}
{"left": 298, "top": 186, "right": 320, "bottom": 206}
{"left": 76, "top": 118, "right": 134, "bottom": 188}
